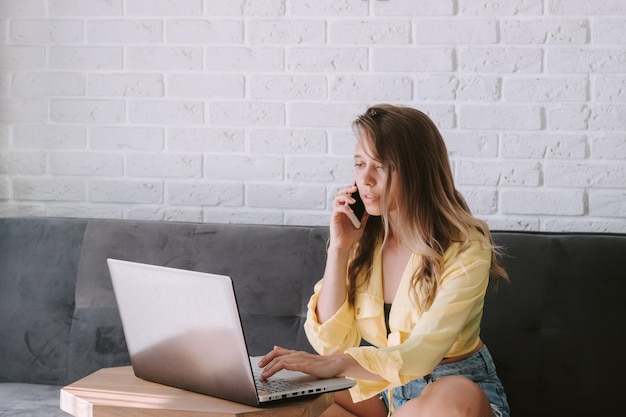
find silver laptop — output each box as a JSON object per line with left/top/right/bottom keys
{"left": 107, "top": 258, "right": 355, "bottom": 406}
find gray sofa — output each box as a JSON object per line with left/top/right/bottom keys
{"left": 0, "top": 217, "right": 624, "bottom": 417}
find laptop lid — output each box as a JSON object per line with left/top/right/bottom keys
{"left": 107, "top": 258, "right": 355, "bottom": 406}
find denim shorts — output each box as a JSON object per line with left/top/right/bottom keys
{"left": 380, "top": 345, "right": 510, "bottom": 417}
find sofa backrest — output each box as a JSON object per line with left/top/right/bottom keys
{"left": 484, "top": 231, "right": 626, "bottom": 417}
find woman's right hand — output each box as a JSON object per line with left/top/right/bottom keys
{"left": 329, "top": 185, "right": 369, "bottom": 250}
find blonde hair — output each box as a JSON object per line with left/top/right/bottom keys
{"left": 347, "top": 104, "right": 508, "bottom": 312}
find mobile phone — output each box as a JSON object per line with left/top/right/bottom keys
{"left": 347, "top": 186, "right": 365, "bottom": 229}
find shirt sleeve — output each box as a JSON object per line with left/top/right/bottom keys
{"left": 304, "top": 279, "right": 363, "bottom": 355}
{"left": 346, "top": 240, "right": 492, "bottom": 401}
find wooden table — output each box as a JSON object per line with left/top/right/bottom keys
{"left": 60, "top": 366, "right": 334, "bottom": 417}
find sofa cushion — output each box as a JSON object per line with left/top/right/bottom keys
{"left": 0, "top": 218, "right": 86, "bottom": 385}
{"left": 484, "top": 231, "right": 626, "bottom": 417}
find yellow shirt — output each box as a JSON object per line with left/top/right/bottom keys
{"left": 303, "top": 237, "right": 492, "bottom": 402}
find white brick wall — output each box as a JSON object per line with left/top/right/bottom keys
{"left": 0, "top": 0, "right": 625, "bottom": 232}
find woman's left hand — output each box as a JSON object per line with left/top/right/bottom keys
{"left": 257, "top": 346, "right": 345, "bottom": 380}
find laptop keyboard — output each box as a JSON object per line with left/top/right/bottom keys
{"left": 255, "top": 377, "right": 308, "bottom": 392}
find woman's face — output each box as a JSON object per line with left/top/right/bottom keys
{"left": 353, "top": 136, "right": 399, "bottom": 217}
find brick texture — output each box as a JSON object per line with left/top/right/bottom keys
{"left": 0, "top": 0, "right": 625, "bottom": 231}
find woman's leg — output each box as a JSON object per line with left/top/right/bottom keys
{"left": 320, "top": 389, "right": 389, "bottom": 417}
{"left": 392, "top": 376, "right": 494, "bottom": 417}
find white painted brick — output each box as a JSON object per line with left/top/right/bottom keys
{"left": 87, "top": 20, "right": 163, "bottom": 43}
{"left": 169, "top": 74, "right": 244, "bottom": 98}
{"left": 204, "top": 155, "right": 283, "bottom": 180}
{"left": 89, "top": 179, "right": 163, "bottom": 203}
{"left": 125, "top": 0, "right": 202, "bottom": 16}
{"left": 250, "top": 75, "right": 326, "bottom": 100}
{"left": 49, "top": 0, "right": 123, "bottom": 16}
{"left": 0, "top": 46, "right": 44, "bottom": 70}
{"left": 288, "top": 47, "right": 367, "bottom": 72}
{"left": 0, "top": 72, "right": 9, "bottom": 96}
{"left": 549, "top": 0, "right": 626, "bottom": 15}
{"left": 443, "top": 131, "right": 499, "bottom": 158}
{"left": 129, "top": 100, "right": 204, "bottom": 125}
{"left": 374, "top": 47, "right": 454, "bottom": 72}
{"left": 460, "top": 0, "right": 543, "bottom": 16}
{"left": 504, "top": 76, "right": 588, "bottom": 102}
{"left": 457, "top": 187, "right": 497, "bottom": 214}
{"left": 417, "top": 75, "right": 501, "bottom": 101}
{"left": 543, "top": 219, "right": 626, "bottom": 233}
{"left": 547, "top": 47, "right": 626, "bottom": 73}
{"left": 51, "top": 99, "right": 125, "bottom": 123}
{"left": 414, "top": 19, "right": 497, "bottom": 44}
{"left": 204, "top": 208, "right": 284, "bottom": 225}
{"left": 0, "top": 0, "right": 45, "bottom": 17}
{"left": 50, "top": 152, "right": 123, "bottom": 176}
{"left": 0, "top": 98, "right": 47, "bottom": 123}
{"left": 290, "top": 0, "right": 368, "bottom": 16}
{"left": 127, "top": 153, "right": 202, "bottom": 178}
{"left": 289, "top": 102, "right": 365, "bottom": 128}
{"left": 456, "top": 160, "right": 541, "bottom": 186}
{"left": 248, "top": 19, "right": 325, "bottom": 44}
{"left": 10, "top": 19, "right": 83, "bottom": 43}
{"left": 91, "top": 127, "right": 164, "bottom": 151}
{"left": 544, "top": 161, "right": 626, "bottom": 188}
{"left": 285, "top": 211, "right": 331, "bottom": 227}
{"left": 0, "top": 127, "right": 9, "bottom": 149}
{"left": 88, "top": 73, "right": 164, "bottom": 97}
{"left": 0, "top": 177, "right": 9, "bottom": 200}
{"left": 330, "top": 19, "right": 410, "bottom": 44}
{"left": 0, "top": 204, "right": 46, "bottom": 217}
{"left": 594, "top": 75, "right": 626, "bottom": 102}
{"left": 249, "top": 129, "right": 327, "bottom": 154}
{"left": 546, "top": 104, "right": 591, "bottom": 130}
{"left": 127, "top": 207, "right": 202, "bottom": 223}
{"left": 14, "top": 177, "right": 85, "bottom": 201}
{"left": 49, "top": 46, "right": 123, "bottom": 70}
{"left": 589, "top": 104, "right": 626, "bottom": 130}
{"left": 501, "top": 188, "right": 585, "bottom": 215}
{"left": 459, "top": 47, "right": 542, "bottom": 73}
{"left": 329, "top": 130, "right": 357, "bottom": 156}
{"left": 0, "top": 150, "right": 38, "bottom": 174}
{"left": 166, "top": 19, "right": 243, "bottom": 44}
{"left": 501, "top": 133, "right": 588, "bottom": 159}
{"left": 330, "top": 75, "right": 412, "bottom": 100}
{"left": 168, "top": 181, "right": 243, "bottom": 206}
{"left": 501, "top": 19, "right": 588, "bottom": 44}
{"left": 247, "top": 183, "right": 326, "bottom": 209}
{"left": 483, "top": 217, "right": 539, "bottom": 231}
{"left": 205, "top": 47, "right": 283, "bottom": 71}
{"left": 374, "top": 0, "right": 455, "bottom": 16}
{"left": 15, "top": 125, "right": 86, "bottom": 149}
{"left": 48, "top": 205, "right": 122, "bottom": 219}
{"left": 168, "top": 127, "right": 244, "bottom": 152}
{"left": 459, "top": 105, "right": 543, "bottom": 130}
{"left": 209, "top": 102, "right": 284, "bottom": 126}
{"left": 12, "top": 72, "right": 85, "bottom": 97}
{"left": 588, "top": 190, "right": 626, "bottom": 217}
{"left": 418, "top": 105, "right": 456, "bottom": 129}
{"left": 126, "top": 47, "right": 202, "bottom": 71}
{"left": 592, "top": 18, "right": 626, "bottom": 44}
{"left": 591, "top": 134, "right": 626, "bottom": 159}
{"left": 286, "top": 156, "right": 352, "bottom": 182}
{"left": 206, "top": 0, "right": 285, "bottom": 17}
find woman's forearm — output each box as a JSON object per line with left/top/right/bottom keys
{"left": 315, "top": 246, "right": 351, "bottom": 323}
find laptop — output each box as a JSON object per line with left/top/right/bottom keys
{"left": 107, "top": 258, "right": 355, "bottom": 406}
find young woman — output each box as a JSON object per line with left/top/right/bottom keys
{"left": 258, "top": 104, "right": 510, "bottom": 417}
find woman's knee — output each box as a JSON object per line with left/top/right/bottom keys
{"left": 394, "top": 376, "right": 492, "bottom": 417}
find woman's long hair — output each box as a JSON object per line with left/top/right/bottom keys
{"left": 347, "top": 104, "right": 508, "bottom": 312}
